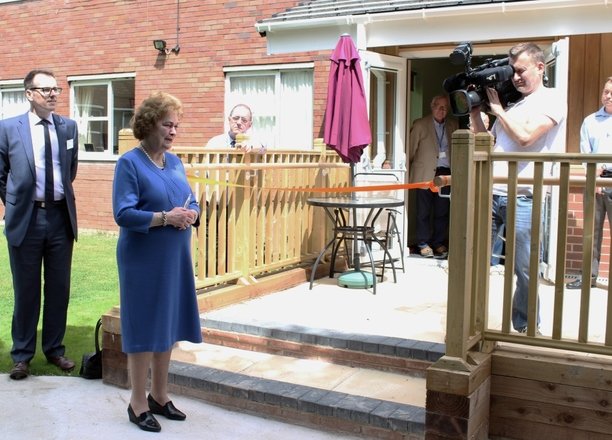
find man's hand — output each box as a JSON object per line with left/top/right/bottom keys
{"left": 235, "top": 134, "right": 266, "bottom": 154}
{"left": 469, "top": 106, "right": 487, "bottom": 134}
{"left": 485, "top": 87, "right": 504, "bottom": 117}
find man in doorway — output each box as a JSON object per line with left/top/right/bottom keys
{"left": 470, "top": 42, "right": 566, "bottom": 333}
{"left": 409, "top": 94, "right": 458, "bottom": 259}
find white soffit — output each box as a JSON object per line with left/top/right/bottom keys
{"left": 258, "top": 1, "right": 612, "bottom": 55}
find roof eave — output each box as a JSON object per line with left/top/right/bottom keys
{"left": 256, "top": 0, "right": 612, "bottom": 55}
{"left": 255, "top": 0, "right": 605, "bottom": 34}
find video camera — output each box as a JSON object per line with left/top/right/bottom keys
{"left": 443, "top": 42, "right": 521, "bottom": 116}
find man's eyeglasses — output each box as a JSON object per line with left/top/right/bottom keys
{"left": 29, "top": 87, "right": 63, "bottom": 96}
{"left": 230, "top": 115, "right": 250, "bottom": 124}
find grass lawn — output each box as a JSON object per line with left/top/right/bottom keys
{"left": 0, "top": 230, "right": 119, "bottom": 376}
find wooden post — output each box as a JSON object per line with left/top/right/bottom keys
{"left": 426, "top": 130, "right": 492, "bottom": 439}
{"left": 445, "top": 130, "right": 476, "bottom": 359}
{"left": 101, "top": 306, "right": 130, "bottom": 388}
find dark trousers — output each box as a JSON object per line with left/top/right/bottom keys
{"left": 591, "top": 190, "right": 612, "bottom": 278}
{"left": 8, "top": 204, "right": 74, "bottom": 363}
{"left": 415, "top": 167, "right": 450, "bottom": 248}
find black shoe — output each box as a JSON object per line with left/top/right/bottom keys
{"left": 148, "top": 394, "right": 186, "bottom": 421}
{"left": 128, "top": 404, "right": 162, "bottom": 432}
{"left": 9, "top": 361, "right": 30, "bottom": 380}
{"left": 566, "top": 277, "right": 597, "bottom": 289}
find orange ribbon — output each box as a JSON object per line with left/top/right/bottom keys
{"left": 187, "top": 175, "right": 439, "bottom": 193}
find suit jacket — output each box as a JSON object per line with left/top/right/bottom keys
{"left": 0, "top": 112, "right": 79, "bottom": 247}
{"left": 408, "top": 115, "right": 458, "bottom": 183}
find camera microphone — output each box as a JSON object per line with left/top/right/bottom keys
{"left": 450, "top": 42, "right": 472, "bottom": 66}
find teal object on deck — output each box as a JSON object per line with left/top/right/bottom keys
{"left": 338, "top": 270, "right": 374, "bottom": 288}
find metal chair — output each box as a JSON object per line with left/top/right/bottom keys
{"left": 353, "top": 172, "right": 406, "bottom": 280}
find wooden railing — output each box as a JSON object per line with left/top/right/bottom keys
{"left": 446, "top": 130, "right": 612, "bottom": 360}
{"left": 173, "top": 147, "right": 350, "bottom": 290}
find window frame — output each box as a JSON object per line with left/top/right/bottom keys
{"left": 0, "top": 79, "right": 28, "bottom": 120}
{"left": 68, "top": 72, "right": 135, "bottom": 161}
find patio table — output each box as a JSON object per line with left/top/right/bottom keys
{"left": 307, "top": 196, "right": 403, "bottom": 295}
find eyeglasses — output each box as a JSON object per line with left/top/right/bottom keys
{"left": 29, "top": 87, "right": 63, "bottom": 96}
{"left": 230, "top": 115, "right": 250, "bottom": 124}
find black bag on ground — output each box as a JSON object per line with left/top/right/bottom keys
{"left": 79, "top": 318, "right": 103, "bottom": 379}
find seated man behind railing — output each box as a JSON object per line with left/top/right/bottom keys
{"left": 205, "top": 103, "right": 266, "bottom": 154}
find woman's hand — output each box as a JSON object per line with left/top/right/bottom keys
{"left": 166, "top": 207, "right": 197, "bottom": 230}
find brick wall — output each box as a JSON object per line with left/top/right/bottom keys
{"left": 74, "top": 162, "right": 117, "bottom": 232}
{"left": 0, "top": 0, "right": 330, "bottom": 146}
{"left": 0, "top": 0, "right": 331, "bottom": 230}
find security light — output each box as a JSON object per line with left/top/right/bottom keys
{"left": 153, "top": 39, "right": 180, "bottom": 55}
{"left": 153, "top": 39, "right": 167, "bottom": 52}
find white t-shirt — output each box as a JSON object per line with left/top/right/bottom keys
{"left": 492, "top": 86, "right": 567, "bottom": 196}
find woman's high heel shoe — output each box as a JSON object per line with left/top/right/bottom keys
{"left": 128, "top": 404, "right": 162, "bottom": 432}
{"left": 147, "top": 394, "right": 186, "bottom": 421}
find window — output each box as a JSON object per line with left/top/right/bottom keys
{"left": 69, "top": 74, "right": 135, "bottom": 157}
{"left": 225, "top": 64, "right": 313, "bottom": 149}
{"left": 1, "top": 82, "right": 28, "bottom": 120}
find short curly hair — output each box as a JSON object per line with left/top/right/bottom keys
{"left": 131, "top": 92, "right": 183, "bottom": 140}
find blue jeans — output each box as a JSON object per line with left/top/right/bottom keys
{"left": 492, "top": 195, "right": 540, "bottom": 331}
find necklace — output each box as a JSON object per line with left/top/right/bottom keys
{"left": 140, "top": 144, "right": 165, "bottom": 169}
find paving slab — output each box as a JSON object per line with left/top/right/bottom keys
{"left": 0, "top": 374, "right": 362, "bottom": 440}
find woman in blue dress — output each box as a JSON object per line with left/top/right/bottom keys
{"left": 112, "top": 92, "right": 202, "bottom": 433}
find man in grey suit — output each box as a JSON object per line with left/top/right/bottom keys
{"left": 0, "top": 69, "right": 79, "bottom": 380}
{"left": 409, "top": 95, "right": 458, "bottom": 259}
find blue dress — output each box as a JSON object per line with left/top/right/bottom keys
{"left": 113, "top": 148, "right": 202, "bottom": 353}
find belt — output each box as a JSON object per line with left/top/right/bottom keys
{"left": 34, "top": 199, "right": 66, "bottom": 209}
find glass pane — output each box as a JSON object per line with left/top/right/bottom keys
{"left": 112, "top": 78, "right": 135, "bottom": 154}
{"left": 279, "top": 70, "right": 313, "bottom": 149}
{"left": 369, "top": 68, "right": 397, "bottom": 169}
{"left": 74, "top": 85, "right": 107, "bottom": 117}
{"left": 229, "top": 75, "right": 276, "bottom": 147}
{"left": 83, "top": 120, "right": 108, "bottom": 152}
{"left": 1, "top": 89, "right": 28, "bottom": 119}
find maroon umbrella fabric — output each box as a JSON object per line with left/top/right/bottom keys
{"left": 323, "top": 34, "right": 372, "bottom": 163}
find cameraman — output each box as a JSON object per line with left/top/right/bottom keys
{"left": 470, "top": 42, "right": 567, "bottom": 334}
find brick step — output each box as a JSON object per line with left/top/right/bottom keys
{"left": 169, "top": 342, "right": 426, "bottom": 439}
{"left": 201, "top": 316, "right": 444, "bottom": 376}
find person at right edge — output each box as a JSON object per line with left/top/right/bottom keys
{"left": 470, "top": 42, "right": 567, "bottom": 334}
{"left": 566, "top": 76, "right": 612, "bottom": 290}
{"left": 113, "top": 92, "right": 202, "bottom": 432}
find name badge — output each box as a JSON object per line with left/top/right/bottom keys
{"left": 439, "top": 151, "right": 447, "bottom": 159}
{"left": 66, "top": 139, "right": 74, "bottom": 150}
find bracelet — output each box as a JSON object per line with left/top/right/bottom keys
{"left": 161, "top": 211, "right": 167, "bottom": 227}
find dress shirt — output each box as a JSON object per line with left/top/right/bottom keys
{"left": 580, "top": 106, "right": 612, "bottom": 170}
{"left": 434, "top": 120, "right": 450, "bottom": 169}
